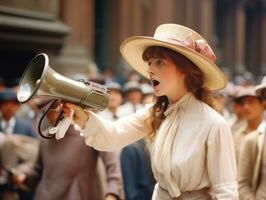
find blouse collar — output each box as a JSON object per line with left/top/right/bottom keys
{"left": 164, "top": 92, "right": 194, "bottom": 117}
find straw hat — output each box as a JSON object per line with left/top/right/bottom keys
{"left": 255, "top": 76, "right": 266, "bottom": 95}
{"left": 120, "top": 24, "right": 227, "bottom": 91}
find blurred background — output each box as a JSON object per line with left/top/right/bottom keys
{"left": 0, "top": 0, "right": 265, "bottom": 85}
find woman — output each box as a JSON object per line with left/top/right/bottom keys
{"left": 63, "top": 24, "right": 238, "bottom": 199}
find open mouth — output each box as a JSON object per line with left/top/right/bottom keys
{"left": 151, "top": 79, "right": 160, "bottom": 87}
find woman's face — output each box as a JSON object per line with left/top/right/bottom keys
{"left": 147, "top": 57, "right": 186, "bottom": 102}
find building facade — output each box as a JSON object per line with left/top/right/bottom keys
{"left": 0, "top": 0, "right": 265, "bottom": 83}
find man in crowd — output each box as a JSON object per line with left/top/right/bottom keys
{"left": 0, "top": 88, "right": 38, "bottom": 200}
{"left": 228, "top": 86, "right": 247, "bottom": 135}
{"left": 238, "top": 76, "right": 266, "bottom": 200}
{"left": 0, "top": 88, "right": 36, "bottom": 137}
{"left": 231, "top": 86, "right": 265, "bottom": 162}
{"left": 117, "top": 81, "right": 143, "bottom": 116}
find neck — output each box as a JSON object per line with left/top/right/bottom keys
{"left": 130, "top": 101, "right": 139, "bottom": 106}
{"left": 167, "top": 88, "right": 189, "bottom": 104}
{"left": 108, "top": 107, "right": 117, "bottom": 113}
{"left": 236, "top": 114, "right": 245, "bottom": 121}
{"left": 247, "top": 115, "right": 263, "bottom": 131}
{"left": 2, "top": 117, "right": 12, "bottom": 122}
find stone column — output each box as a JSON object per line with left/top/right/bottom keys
{"left": 234, "top": 3, "right": 246, "bottom": 73}
{"left": 153, "top": 0, "right": 175, "bottom": 25}
{"left": 185, "top": 0, "right": 195, "bottom": 28}
{"left": 119, "top": 0, "right": 132, "bottom": 42}
{"left": 260, "top": 5, "right": 266, "bottom": 75}
{"left": 223, "top": 3, "right": 237, "bottom": 72}
{"left": 52, "top": 0, "right": 94, "bottom": 78}
{"left": 108, "top": 1, "right": 119, "bottom": 65}
{"left": 198, "top": 0, "right": 214, "bottom": 44}
{"left": 174, "top": 0, "right": 186, "bottom": 25}
{"left": 245, "top": 2, "right": 262, "bottom": 75}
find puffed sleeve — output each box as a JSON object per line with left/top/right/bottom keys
{"left": 81, "top": 107, "right": 150, "bottom": 151}
{"left": 207, "top": 121, "right": 239, "bottom": 200}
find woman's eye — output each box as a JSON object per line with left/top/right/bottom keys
{"left": 156, "top": 59, "right": 164, "bottom": 65}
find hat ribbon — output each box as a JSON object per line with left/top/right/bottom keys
{"left": 164, "top": 33, "right": 216, "bottom": 62}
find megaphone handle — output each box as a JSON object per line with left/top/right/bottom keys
{"left": 38, "top": 118, "right": 56, "bottom": 139}
{"left": 38, "top": 99, "right": 61, "bottom": 139}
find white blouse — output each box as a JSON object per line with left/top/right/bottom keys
{"left": 81, "top": 93, "right": 238, "bottom": 199}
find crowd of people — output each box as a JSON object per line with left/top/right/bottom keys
{"left": 0, "top": 23, "right": 266, "bottom": 200}
{"left": 1, "top": 71, "right": 265, "bottom": 200}
{"left": 0, "top": 74, "right": 156, "bottom": 200}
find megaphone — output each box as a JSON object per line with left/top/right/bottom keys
{"left": 17, "top": 53, "right": 109, "bottom": 139}
{"left": 17, "top": 53, "right": 109, "bottom": 111}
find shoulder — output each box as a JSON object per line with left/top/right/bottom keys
{"left": 203, "top": 101, "right": 225, "bottom": 119}
{"left": 15, "top": 117, "right": 32, "bottom": 127}
{"left": 118, "top": 102, "right": 132, "bottom": 110}
{"left": 116, "top": 103, "right": 133, "bottom": 116}
{"left": 189, "top": 101, "right": 233, "bottom": 144}
{"left": 239, "top": 131, "right": 259, "bottom": 161}
{"left": 243, "top": 130, "right": 260, "bottom": 145}
{"left": 187, "top": 98, "right": 226, "bottom": 126}
{"left": 98, "top": 109, "right": 113, "bottom": 119}
{"left": 121, "top": 144, "right": 139, "bottom": 158}
{"left": 14, "top": 118, "right": 36, "bottom": 137}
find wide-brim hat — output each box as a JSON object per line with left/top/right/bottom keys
{"left": 120, "top": 24, "right": 227, "bottom": 91}
{"left": 255, "top": 76, "right": 266, "bottom": 95}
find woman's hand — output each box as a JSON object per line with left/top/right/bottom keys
{"left": 12, "top": 173, "right": 26, "bottom": 187}
{"left": 63, "top": 102, "right": 89, "bottom": 129}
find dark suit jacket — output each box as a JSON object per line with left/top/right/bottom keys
{"left": 120, "top": 139, "right": 155, "bottom": 200}
{"left": 25, "top": 126, "right": 123, "bottom": 200}
{"left": 0, "top": 117, "right": 37, "bottom": 138}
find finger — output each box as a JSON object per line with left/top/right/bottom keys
{"left": 62, "top": 107, "right": 71, "bottom": 117}
{"left": 65, "top": 102, "right": 83, "bottom": 111}
{"left": 63, "top": 112, "right": 71, "bottom": 118}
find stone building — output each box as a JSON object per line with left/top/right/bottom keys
{"left": 0, "top": 0, "right": 265, "bottom": 83}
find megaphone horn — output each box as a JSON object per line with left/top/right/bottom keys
{"left": 17, "top": 53, "right": 109, "bottom": 111}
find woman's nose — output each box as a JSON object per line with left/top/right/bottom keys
{"left": 147, "top": 65, "right": 154, "bottom": 75}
